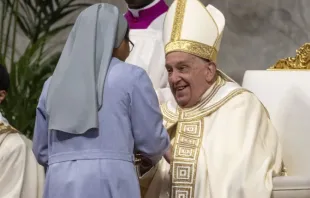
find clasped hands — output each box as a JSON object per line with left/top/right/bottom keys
{"left": 135, "top": 145, "right": 172, "bottom": 174}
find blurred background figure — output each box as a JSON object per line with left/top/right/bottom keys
{"left": 0, "top": 63, "right": 45, "bottom": 198}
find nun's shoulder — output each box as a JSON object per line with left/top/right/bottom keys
{"left": 109, "top": 58, "right": 146, "bottom": 81}
{"left": 44, "top": 76, "right": 52, "bottom": 87}
{"left": 40, "top": 76, "right": 52, "bottom": 93}
{"left": 121, "top": 63, "right": 145, "bottom": 77}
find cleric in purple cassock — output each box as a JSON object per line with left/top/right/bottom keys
{"left": 124, "top": 0, "right": 169, "bottom": 89}
{"left": 32, "top": 3, "right": 170, "bottom": 198}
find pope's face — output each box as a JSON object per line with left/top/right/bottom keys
{"left": 165, "top": 52, "right": 216, "bottom": 108}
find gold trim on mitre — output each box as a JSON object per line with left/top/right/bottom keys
{"left": 268, "top": 43, "right": 310, "bottom": 70}
{"left": 165, "top": 40, "right": 218, "bottom": 61}
{"left": 164, "top": 0, "right": 222, "bottom": 62}
{"left": 170, "top": 0, "right": 186, "bottom": 41}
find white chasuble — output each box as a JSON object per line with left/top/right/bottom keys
{"left": 140, "top": 76, "right": 282, "bottom": 198}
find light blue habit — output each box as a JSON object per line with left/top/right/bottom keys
{"left": 32, "top": 4, "right": 170, "bottom": 198}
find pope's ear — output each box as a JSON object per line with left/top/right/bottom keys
{"left": 205, "top": 61, "right": 217, "bottom": 83}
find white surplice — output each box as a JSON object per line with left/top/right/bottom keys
{"left": 0, "top": 113, "right": 45, "bottom": 198}
{"left": 125, "top": 13, "right": 168, "bottom": 89}
{"left": 140, "top": 75, "right": 282, "bottom": 198}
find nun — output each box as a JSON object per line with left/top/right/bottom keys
{"left": 32, "top": 3, "right": 170, "bottom": 198}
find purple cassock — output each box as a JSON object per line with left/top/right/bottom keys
{"left": 124, "top": 0, "right": 168, "bottom": 29}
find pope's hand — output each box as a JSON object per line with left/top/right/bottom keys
{"left": 164, "top": 145, "right": 172, "bottom": 164}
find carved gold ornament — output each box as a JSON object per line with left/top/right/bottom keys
{"left": 281, "top": 162, "right": 288, "bottom": 176}
{"left": 269, "top": 43, "right": 310, "bottom": 70}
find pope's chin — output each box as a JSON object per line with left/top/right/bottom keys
{"left": 174, "top": 93, "right": 190, "bottom": 108}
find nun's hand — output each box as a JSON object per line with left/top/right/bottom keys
{"left": 163, "top": 145, "right": 172, "bottom": 164}
{"left": 135, "top": 152, "right": 153, "bottom": 175}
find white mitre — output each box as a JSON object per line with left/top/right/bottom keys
{"left": 163, "top": 0, "right": 233, "bottom": 80}
{"left": 163, "top": 0, "right": 224, "bottom": 62}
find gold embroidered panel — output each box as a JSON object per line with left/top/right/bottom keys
{"left": 161, "top": 104, "right": 179, "bottom": 125}
{"left": 0, "top": 122, "right": 18, "bottom": 134}
{"left": 171, "top": 119, "right": 203, "bottom": 198}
